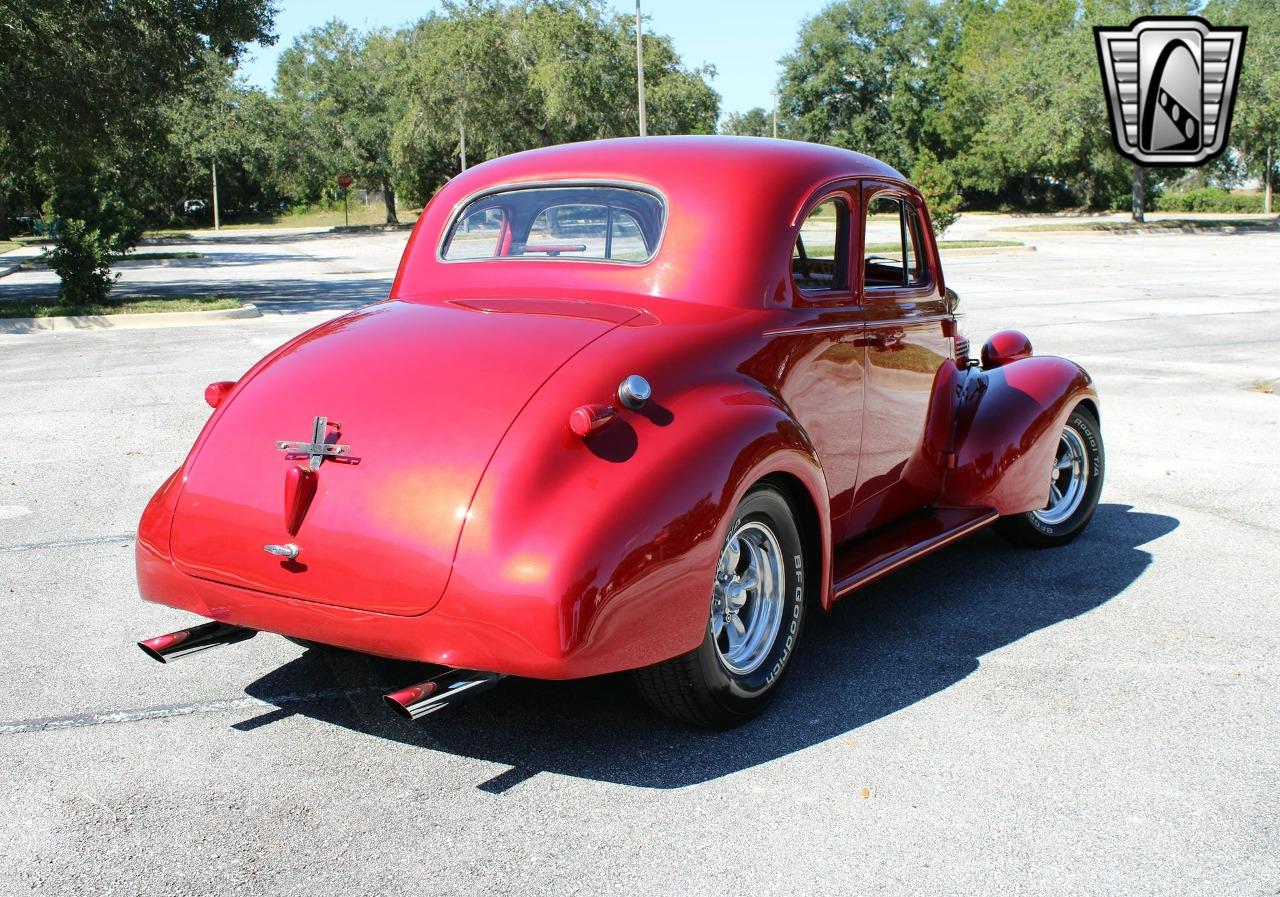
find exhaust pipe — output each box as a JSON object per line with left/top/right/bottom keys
{"left": 138, "top": 621, "right": 256, "bottom": 663}
{"left": 384, "top": 669, "right": 504, "bottom": 720}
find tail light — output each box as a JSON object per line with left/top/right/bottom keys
{"left": 204, "top": 380, "right": 236, "bottom": 408}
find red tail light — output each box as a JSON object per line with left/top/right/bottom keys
{"left": 569, "top": 404, "right": 617, "bottom": 437}
{"left": 204, "top": 380, "right": 236, "bottom": 408}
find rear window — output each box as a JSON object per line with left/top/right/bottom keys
{"left": 441, "top": 185, "right": 665, "bottom": 263}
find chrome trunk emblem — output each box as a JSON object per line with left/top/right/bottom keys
{"left": 263, "top": 543, "right": 300, "bottom": 559}
{"left": 275, "top": 416, "right": 352, "bottom": 471}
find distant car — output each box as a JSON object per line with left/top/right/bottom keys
{"left": 181, "top": 199, "right": 207, "bottom": 216}
{"left": 136, "top": 137, "right": 1104, "bottom": 727}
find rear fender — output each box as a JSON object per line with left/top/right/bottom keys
{"left": 445, "top": 383, "right": 830, "bottom": 677}
{"left": 940, "top": 356, "right": 1096, "bottom": 514}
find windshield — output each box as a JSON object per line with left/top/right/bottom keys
{"left": 440, "top": 185, "right": 665, "bottom": 264}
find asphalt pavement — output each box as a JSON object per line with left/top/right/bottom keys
{"left": 1, "top": 218, "right": 1277, "bottom": 896}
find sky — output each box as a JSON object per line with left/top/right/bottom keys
{"left": 235, "top": 0, "right": 832, "bottom": 117}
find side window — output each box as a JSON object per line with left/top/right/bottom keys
{"left": 864, "top": 194, "right": 927, "bottom": 289}
{"left": 793, "top": 197, "right": 849, "bottom": 292}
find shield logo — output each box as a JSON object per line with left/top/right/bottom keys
{"left": 1095, "top": 16, "right": 1247, "bottom": 167}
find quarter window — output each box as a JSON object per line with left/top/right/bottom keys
{"left": 793, "top": 197, "right": 849, "bottom": 292}
{"left": 864, "top": 195, "right": 927, "bottom": 289}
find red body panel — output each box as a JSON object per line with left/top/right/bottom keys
{"left": 136, "top": 137, "right": 1098, "bottom": 679}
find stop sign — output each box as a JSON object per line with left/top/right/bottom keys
{"left": 337, "top": 174, "right": 353, "bottom": 189}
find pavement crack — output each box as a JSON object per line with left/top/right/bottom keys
{"left": 0, "top": 686, "right": 387, "bottom": 735}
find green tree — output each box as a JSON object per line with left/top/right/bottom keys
{"left": 276, "top": 21, "right": 407, "bottom": 224}
{"left": 778, "top": 0, "right": 958, "bottom": 174}
{"left": 165, "top": 60, "right": 294, "bottom": 226}
{"left": 0, "top": 0, "right": 275, "bottom": 300}
{"left": 1205, "top": 0, "right": 1280, "bottom": 213}
{"left": 392, "top": 1, "right": 718, "bottom": 201}
{"left": 720, "top": 107, "right": 781, "bottom": 138}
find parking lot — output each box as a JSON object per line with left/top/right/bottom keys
{"left": 2, "top": 219, "right": 1277, "bottom": 895}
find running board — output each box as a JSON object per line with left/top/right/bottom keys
{"left": 831, "top": 507, "right": 998, "bottom": 601}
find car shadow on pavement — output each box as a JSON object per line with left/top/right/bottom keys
{"left": 238, "top": 502, "right": 1178, "bottom": 790}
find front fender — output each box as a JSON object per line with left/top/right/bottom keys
{"left": 442, "top": 379, "right": 830, "bottom": 679}
{"left": 940, "top": 355, "right": 1097, "bottom": 514}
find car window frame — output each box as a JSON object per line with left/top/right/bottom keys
{"left": 436, "top": 180, "right": 668, "bottom": 267}
{"left": 789, "top": 186, "right": 859, "bottom": 308}
{"left": 859, "top": 181, "right": 938, "bottom": 303}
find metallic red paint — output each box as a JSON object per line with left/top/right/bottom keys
{"left": 981, "top": 329, "right": 1035, "bottom": 369}
{"left": 136, "top": 137, "right": 1098, "bottom": 681}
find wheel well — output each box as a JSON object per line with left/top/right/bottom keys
{"left": 757, "top": 472, "right": 825, "bottom": 612}
{"left": 1075, "top": 397, "right": 1100, "bottom": 423}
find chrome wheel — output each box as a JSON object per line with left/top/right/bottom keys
{"left": 710, "top": 520, "right": 786, "bottom": 675}
{"left": 1033, "top": 424, "right": 1090, "bottom": 526}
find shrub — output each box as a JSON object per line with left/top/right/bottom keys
{"left": 910, "top": 147, "right": 963, "bottom": 236}
{"left": 1152, "top": 187, "right": 1265, "bottom": 213}
{"left": 46, "top": 219, "right": 119, "bottom": 304}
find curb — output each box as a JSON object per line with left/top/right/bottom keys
{"left": 937, "top": 245, "right": 1037, "bottom": 255}
{"left": 0, "top": 303, "right": 261, "bottom": 334}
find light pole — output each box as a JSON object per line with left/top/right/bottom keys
{"left": 211, "top": 159, "right": 220, "bottom": 231}
{"left": 635, "top": 0, "right": 647, "bottom": 137}
{"left": 771, "top": 90, "right": 779, "bottom": 139}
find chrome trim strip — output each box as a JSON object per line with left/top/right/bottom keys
{"left": 762, "top": 321, "right": 862, "bottom": 337}
{"left": 435, "top": 179, "right": 670, "bottom": 267}
{"left": 764, "top": 313, "right": 950, "bottom": 337}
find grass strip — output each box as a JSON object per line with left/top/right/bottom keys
{"left": 994, "top": 218, "right": 1278, "bottom": 233}
{"left": 0, "top": 294, "right": 241, "bottom": 319}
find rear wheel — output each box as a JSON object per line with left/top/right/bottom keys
{"left": 996, "top": 404, "right": 1104, "bottom": 548}
{"left": 633, "top": 485, "right": 806, "bottom": 728}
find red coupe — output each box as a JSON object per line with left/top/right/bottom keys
{"left": 137, "top": 137, "right": 1103, "bottom": 727}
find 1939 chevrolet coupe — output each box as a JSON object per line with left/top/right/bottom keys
{"left": 136, "top": 137, "right": 1103, "bottom": 727}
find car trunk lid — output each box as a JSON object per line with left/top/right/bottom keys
{"left": 169, "top": 298, "right": 634, "bottom": 616}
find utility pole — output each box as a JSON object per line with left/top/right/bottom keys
{"left": 459, "top": 115, "right": 468, "bottom": 171}
{"left": 211, "top": 159, "right": 220, "bottom": 231}
{"left": 635, "top": 0, "right": 647, "bottom": 137}
{"left": 1266, "top": 144, "right": 1273, "bottom": 216}
{"left": 771, "top": 90, "right": 779, "bottom": 138}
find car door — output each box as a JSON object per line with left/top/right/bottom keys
{"left": 845, "top": 180, "right": 951, "bottom": 535}
{"left": 758, "top": 188, "right": 866, "bottom": 529}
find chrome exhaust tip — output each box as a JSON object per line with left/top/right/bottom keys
{"left": 138, "top": 621, "right": 256, "bottom": 663}
{"left": 384, "top": 669, "right": 504, "bottom": 720}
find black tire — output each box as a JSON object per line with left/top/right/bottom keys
{"left": 996, "top": 404, "right": 1104, "bottom": 548}
{"left": 633, "top": 485, "right": 807, "bottom": 728}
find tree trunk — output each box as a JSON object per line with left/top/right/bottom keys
{"left": 1264, "top": 145, "right": 1274, "bottom": 220}
{"left": 0, "top": 188, "right": 9, "bottom": 240}
{"left": 1131, "top": 161, "right": 1145, "bottom": 222}
{"left": 383, "top": 184, "right": 398, "bottom": 225}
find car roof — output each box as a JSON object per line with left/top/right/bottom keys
{"left": 394, "top": 136, "right": 911, "bottom": 309}
{"left": 455, "top": 136, "right": 904, "bottom": 195}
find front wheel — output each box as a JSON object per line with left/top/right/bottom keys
{"left": 633, "top": 485, "right": 807, "bottom": 728}
{"left": 996, "top": 404, "right": 1104, "bottom": 548}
